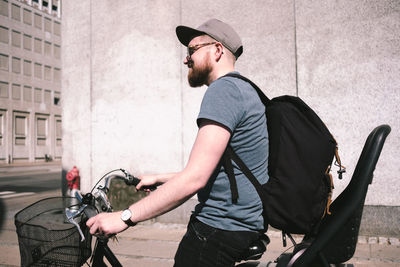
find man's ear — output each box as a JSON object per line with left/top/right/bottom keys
{"left": 214, "top": 42, "right": 224, "bottom": 62}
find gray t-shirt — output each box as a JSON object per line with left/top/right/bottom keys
{"left": 194, "top": 72, "right": 269, "bottom": 232}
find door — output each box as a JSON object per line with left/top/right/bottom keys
{"left": 54, "top": 115, "right": 62, "bottom": 159}
{"left": 35, "top": 113, "right": 50, "bottom": 160}
{"left": 0, "top": 109, "right": 6, "bottom": 162}
{"left": 13, "top": 111, "right": 30, "bottom": 160}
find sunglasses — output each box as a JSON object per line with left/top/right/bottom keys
{"left": 187, "top": 42, "right": 217, "bottom": 59}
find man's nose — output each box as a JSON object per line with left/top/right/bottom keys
{"left": 184, "top": 56, "right": 190, "bottom": 65}
{"left": 184, "top": 56, "right": 193, "bottom": 68}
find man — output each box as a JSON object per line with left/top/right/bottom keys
{"left": 87, "top": 18, "right": 269, "bottom": 266}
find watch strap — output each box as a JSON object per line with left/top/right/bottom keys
{"left": 122, "top": 208, "right": 136, "bottom": 226}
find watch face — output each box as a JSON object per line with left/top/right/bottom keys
{"left": 121, "top": 209, "right": 132, "bottom": 221}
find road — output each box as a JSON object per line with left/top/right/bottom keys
{"left": 0, "top": 165, "right": 64, "bottom": 266}
{"left": 0, "top": 165, "right": 62, "bottom": 221}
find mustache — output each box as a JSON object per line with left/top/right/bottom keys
{"left": 186, "top": 59, "right": 194, "bottom": 68}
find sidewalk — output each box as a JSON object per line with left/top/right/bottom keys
{"left": 1, "top": 216, "right": 399, "bottom": 266}
{"left": 0, "top": 164, "right": 399, "bottom": 266}
{"left": 0, "top": 161, "right": 61, "bottom": 177}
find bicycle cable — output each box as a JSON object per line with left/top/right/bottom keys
{"left": 90, "top": 168, "right": 122, "bottom": 193}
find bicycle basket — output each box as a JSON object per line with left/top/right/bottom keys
{"left": 14, "top": 197, "right": 92, "bottom": 267}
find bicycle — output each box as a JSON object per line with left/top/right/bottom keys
{"left": 15, "top": 168, "right": 154, "bottom": 267}
{"left": 15, "top": 122, "right": 388, "bottom": 267}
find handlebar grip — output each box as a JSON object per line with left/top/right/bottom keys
{"left": 119, "top": 169, "right": 157, "bottom": 191}
{"left": 83, "top": 205, "right": 98, "bottom": 218}
{"left": 125, "top": 175, "right": 157, "bottom": 191}
{"left": 140, "top": 184, "right": 157, "bottom": 191}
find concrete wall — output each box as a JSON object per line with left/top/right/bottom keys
{"left": 62, "top": 0, "right": 399, "bottom": 233}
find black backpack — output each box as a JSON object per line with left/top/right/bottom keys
{"left": 222, "top": 73, "right": 345, "bottom": 236}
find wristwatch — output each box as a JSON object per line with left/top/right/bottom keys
{"left": 121, "top": 208, "right": 136, "bottom": 226}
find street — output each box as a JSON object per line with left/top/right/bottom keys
{"left": 0, "top": 164, "right": 62, "bottom": 220}
{"left": 0, "top": 172, "right": 61, "bottom": 195}
{"left": 0, "top": 165, "right": 63, "bottom": 267}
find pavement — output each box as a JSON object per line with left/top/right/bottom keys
{"left": 0, "top": 164, "right": 399, "bottom": 266}
{"left": 0, "top": 161, "right": 62, "bottom": 177}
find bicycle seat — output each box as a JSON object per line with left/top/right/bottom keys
{"left": 241, "top": 234, "right": 270, "bottom": 261}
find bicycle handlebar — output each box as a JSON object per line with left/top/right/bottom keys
{"left": 65, "top": 168, "right": 157, "bottom": 242}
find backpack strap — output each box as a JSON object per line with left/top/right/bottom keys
{"left": 222, "top": 147, "right": 239, "bottom": 204}
{"left": 221, "top": 73, "right": 269, "bottom": 204}
{"left": 223, "top": 73, "right": 271, "bottom": 106}
{"left": 223, "top": 146, "right": 264, "bottom": 203}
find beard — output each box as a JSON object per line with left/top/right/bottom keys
{"left": 187, "top": 55, "right": 212, "bottom": 87}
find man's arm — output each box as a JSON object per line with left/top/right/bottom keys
{"left": 86, "top": 121, "right": 231, "bottom": 236}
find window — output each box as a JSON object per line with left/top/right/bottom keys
{"left": 0, "top": 111, "right": 4, "bottom": 145}
{"left": 54, "top": 21, "right": 61, "bottom": 36}
{"left": 44, "top": 89, "right": 51, "bottom": 104}
{"left": 23, "top": 9, "right": 32, "bottom": 25}
{"left": 55, "top": 116, "right": 62, "bottom": 146}
{"left": 12, "top": 57, "right": 21, "bottom": 73}
{"left": 0, "top": 81, "right": 8, "bottom": 98}
{"left": 11, "top": 30, "right": 21, "bottom": 47}
{"left": 44, "top": 41, "right": 51, "bottom": 56}
{"left": 36, "top": 116, "right": 48, "bottom": 146}
{"left": 0, "top": 0, "right": 8, "bottom": 17}
{"left": 34, "top": 87, "right": 42, "bottom": 103}
{"left": 0, "top": 26, "right": 8, "bottom": 44}
{"left": 15, "top": 114, "right": 27, "bottom": 145}
{"left": 44, "top": 65, "right": 51, "bottom": 80}
{"left": 32, "top": 0, "right": 40, "bottom": 9}
{"left": 0, "top": 54, "right": 8, "bottom": 71}
{"left": 12, "top": 83, "right": 21, "bottom": 100}
{"left": 23, "top": 85, "right": 32, "bottom": 102}
{"left": 52, "top": 0, "right": 59, "bottom": 12}
{"left": 54, "top": 91, "right": 60, "bottom": 105}
{"left": 54, "top": 44, "right": 60, "bottom": 59}
{"left": 23, "top": 34, "right": 32, "bottom": 50}
{"left": 54, "top": 68, "right": 61, "bottom": 82}
{"left": 34, "top": 13, "right": 42, "bottom": 29}
{"left": 11, "top": 3, "right": 20, "bottom": 21}
{"left": 34, "top": 38, "right": 42, "bottom": 54}
{"left": 23, "top": 60, "right": 31, "bottom": 76}
{"left": 34, "top": 63, "right": 42, "bottom": 78}
{"left": 44, "top": 17, "right": 51, "bottom": 34}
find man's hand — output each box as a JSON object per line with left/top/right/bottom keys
{"left": 136, "top": 174, "right": 159, "bottom": 191}
{"left": 136, "top": 172, "right": 178, "bottom": 191}
{"left": 86, "top": 211, "right": 129, "bottom": 237}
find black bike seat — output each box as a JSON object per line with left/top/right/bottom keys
{"left": 241, "top": 234, "right": 270, "bottom": 261}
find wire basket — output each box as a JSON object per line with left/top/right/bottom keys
{"left": 15, "top": 197, "right": 92, "bottom": 267}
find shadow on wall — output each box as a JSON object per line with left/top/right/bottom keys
{"left": 0, "top": 199, "right": 5, "bottom": 230}
{"left": 61, "top": 168, "right": 68, "bottom": 196}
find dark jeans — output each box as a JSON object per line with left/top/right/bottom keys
{"left": 174, "top": 217, "right": 260, "bottom": 267}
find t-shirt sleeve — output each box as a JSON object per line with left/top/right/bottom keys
{"left": 197, "top": 79, "right": 244, "bottom": 132}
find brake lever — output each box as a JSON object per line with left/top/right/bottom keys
{"left": 65, "top": 204, "right": 88, "bottom": 242}
{"left": 65, "top": 192, "right": 100, "bottom": 242}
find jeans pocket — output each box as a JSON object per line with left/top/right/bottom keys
{"left": 190, "top": 219, "right": 216, "bottom": 242}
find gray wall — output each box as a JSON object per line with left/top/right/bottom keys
{"left": 61, "top": 0, "right": 399, "bottom": 226}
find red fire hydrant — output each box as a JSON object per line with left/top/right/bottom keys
{"left": 66, "top": 166, "right": 80, "bottom": 198}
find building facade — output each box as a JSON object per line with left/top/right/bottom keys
{"left": 62, "top": 0, "right": 399, "bottom": 235}
{"left": 0, "top": 0, "right": 61, "bottom": 164}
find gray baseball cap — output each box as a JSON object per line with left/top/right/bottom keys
{"left": 176, "top": 19, "right": 243, "bottom": 59}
